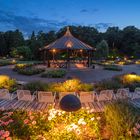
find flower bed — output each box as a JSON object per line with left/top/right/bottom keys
{"left": 0, "top": 108, "right": 101, "bottom": 139}
{"left": 41, "top": 69, "right": 66, "bottom": 78}
{"left": 13, "top": 64, "right": 45, "bottom": 76}
{"left": 94, "top": 74, "right": 140, "bottom": 92}
{"left": 103, "top": 65, "right": 122, "bottom": 71}
{"left": 0, "top": 60, "right": 16, "bottom": 66}
{"left": 0, "top": 101, "right": 140, "bottom": 139}
{"left": 17, "top": 67, "right": 45, "bottom": 75}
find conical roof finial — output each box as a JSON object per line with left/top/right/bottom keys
{"left": 65, "top": 26, "right": 72, "bottom": 36}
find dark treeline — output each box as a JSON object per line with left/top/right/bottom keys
{"left": 0, "top": 26, "right": 140, "bottom": 60}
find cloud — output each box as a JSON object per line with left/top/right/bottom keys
{"left": 80, "top": 8, "right": 99, "bottom": 14}
{"left": 92, "top": 8, "right": 99, "bottom": 13}
{"left": 80, "top": 9, "right": 88, "bottom": 13}
{"left": 0, "top": 10, "right": 71, "bottom": 37}
{"left": 94, "top": 23, "right": 113, "bottom": 31}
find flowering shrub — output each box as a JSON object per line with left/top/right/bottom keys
{"left": 0, "top": 108, "right": 101, "bottom": 139}
{"left": 48, "top": 79, "right": 94, "bottom": 92}
{"left": 0, "top": 111, "right": 13, "bottom": 140}
{"left": 122, "top": 74, "right": 140, "bottom": 84}
{"left": 105, "top": 101, "right": 140, "bottom": 139}
{"left": 0, "top": 75, "right": 17, "bottom": 92}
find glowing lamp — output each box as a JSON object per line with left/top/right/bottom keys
{"left": 66, "top": 41, "right": 73, "bottom": 48}
{"left": 52, "top": 49, "right": 56, "bottom": 53}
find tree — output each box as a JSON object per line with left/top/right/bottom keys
{"left": 0, "top": 32, "right": 7, "bottom": 56}
{"left": 95, "top": 40, "right": 109, "bottom": 59}
{"left": 10, "top": 46, "right": 32, "bottom": 60}
{"left": 121, "top": 26, "right": 140, "bottom": 56}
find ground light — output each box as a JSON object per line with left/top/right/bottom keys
{"left": 60, "top": 94, "right": 81, "bottom": 112}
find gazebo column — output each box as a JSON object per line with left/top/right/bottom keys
{"left": 87, "top": 50, "right": 91, "bottom": 67}
{"left": 43, "top": 50, "right": 46, "bottom": 65}
{"left": 67, "top": 49, "right": 70, "bottom": 69}
{"left": 46, "top": 50, "right": 50, "bottom": 67}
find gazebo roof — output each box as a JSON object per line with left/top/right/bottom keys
{"left": 43, "top": 27, "right": 94, "bottom": 50}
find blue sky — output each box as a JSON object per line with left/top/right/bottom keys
{"left": 0, "top": 0, "right": 140, "bottom": 35}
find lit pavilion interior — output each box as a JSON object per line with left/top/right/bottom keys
{"left": 41, "top": 27, "right": 94, "bottom": 69}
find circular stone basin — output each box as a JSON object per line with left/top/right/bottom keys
{"left": 60, "top": 94, "right": 81, "bottom": 112}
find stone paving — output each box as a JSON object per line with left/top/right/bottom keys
{"left": 0, "top": 64, "right": 140, "bottom": 83}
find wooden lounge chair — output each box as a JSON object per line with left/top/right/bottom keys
{"left": 116, "top": 88, "right": 130, "bottom": 100}
{"left": 17, "top": 90, "right": 36, "bottom": 101}
{"left": 97, "top": 90, "right": 114, "bottom": 101}
{"left": 131, "top": 87, "right": 140, "bottom": 99}
{"left": 37, "top": 91, "right": 55, "bottom": 103}
{"left": 0, "top": 89, "right": 16, "bottom": 100}
{"left": 79, "top": 91, "right": 96, "bottom": 103}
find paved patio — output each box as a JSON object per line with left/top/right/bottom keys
{"left": 0, "top": 64, "right": 140, "bottom": 83}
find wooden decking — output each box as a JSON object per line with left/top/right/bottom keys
{"left": 0, "top": 98, "right": 140, "bottom": 112}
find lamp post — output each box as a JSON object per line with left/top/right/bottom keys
{"left": 66, "top": 41, "right": 72, "bottom": 69}
{"left": 52, "top": 49, "right": 56, "bottom": 63}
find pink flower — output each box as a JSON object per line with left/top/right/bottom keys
{"left": 136, "top": 123, "right": 140, "bottom": 129}
{"left": 0, "top": 130, "right": 5, "bottom": 135}
{"left": 133, "top": 127, "right": 139, "bottom": 135}
{"left": 1, "top": 121, "right": 9, "bottom": 126}
{"left": 32, "top": 121, "right": 36, "bottom": 125}
{"left": 96, "top": 117, "right": 101, "bottom": 120}
{"left": 24, "top": 119, "right": 29, "bottom": 124}
{"left": 28, "top": 111, "right": 32, "bottom": 116}
{"left": 3, "top": 131, "right": 10, "bottom": 138}
{"left": 29, "top": 116, "right": 34, "bottom": 120}
{"left": 6, "top": 137, "right": 12, "bottom": 140}
{"left": 8, "top": 119, "right": 14, "bottom": 123}
{"left": 8, "top": 112, "right": 13, "bottom": 116}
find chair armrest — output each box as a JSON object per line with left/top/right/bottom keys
{"left": 33, "top": 91, "right": 37, "bottom": 96}
{"left": 11, "top": 91, "right": 17, "bottom": 94}
{"left": 10, "top": 93, "right": 17, "bottom": 100}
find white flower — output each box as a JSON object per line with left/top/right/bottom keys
{"left": 48, "top": 116, "right": 52, "bottom": 121}
{"left": 58, "top": 112, "right": 61, "bottom": 116}
{"left": 81, "top": 121, "right": 86, "bottom": 125}
{"left": 62, "top": 111, "right": 65, "bottom": 114}
{"left": 91, "top": 117, "right": 95, "bottom": 121}
{"left": 76, "top": 129, "right": 81, "bottom": 135}
{"left": 90, "top": 109, "right": 94, "bottom": 113}
{"left": 78, "top": 118, "right": 84, "bottom": 125}
{"left": 66, "top": 123, "right": 79, "bottom": 132}
{"left": 78, "top": 118, "right": 86, "bottom": 125}
{"left": 96, "top": 117, "right": 101, "bottom": 120}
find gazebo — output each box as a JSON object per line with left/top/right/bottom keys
{"left": 42, "top": 27, "right": 94, "bottom": 69}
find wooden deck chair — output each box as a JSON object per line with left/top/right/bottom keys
{"left": 17, "top": 90, "right": 36, "bottom": 101}
{"left": 79, "top": 91, "right": 96, "bottom": 103}
{"left": 37, "top": 91, "right": 55, "bottom": 103}
{"left": 59, "top": 92, "right": 75, "bottom": 101}
{"left": 116, "top": 88, "right": 130, "bottom": 100}
{"left": 0, "top": 89, "right": 16, "bottom": 100}
{"left": 97, "top": 90, "right": 114, "bottom": 102}
{"left": 131, "top": 87, "right": 140, "bottom": 99}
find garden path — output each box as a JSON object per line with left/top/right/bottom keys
{"left": 0, "top": 64, "right": 140, "bottom": 83}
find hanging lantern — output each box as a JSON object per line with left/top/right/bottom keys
{"left": 66, "top": 41, "right": 73, "bottom": 48}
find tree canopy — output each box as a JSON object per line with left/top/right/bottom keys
{"left": 0, "top": 25, "right": 140, "bottom": 59}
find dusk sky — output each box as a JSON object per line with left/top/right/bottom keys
{"left": 0, "top": 0, "right": 140, "bottom": 36}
